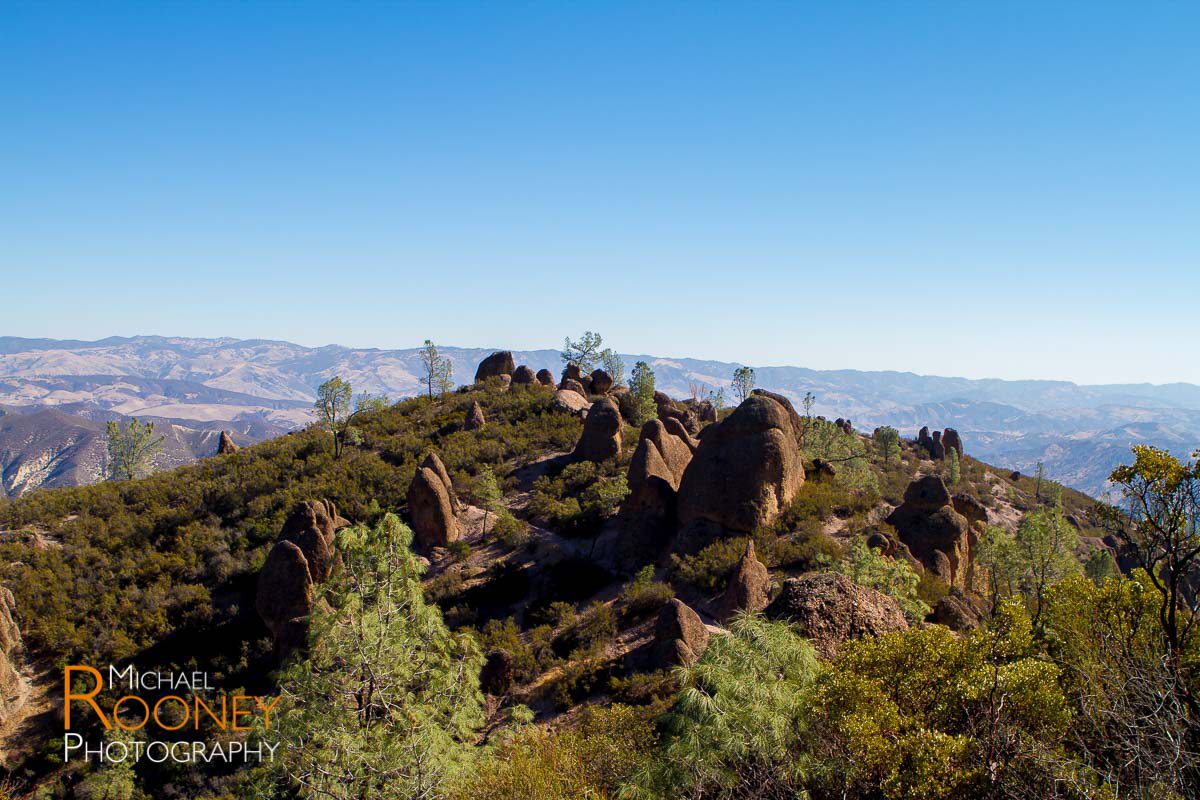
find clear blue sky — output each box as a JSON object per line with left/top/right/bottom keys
{"left": 3, "top": 2, "right": 1197, "bottom": 384}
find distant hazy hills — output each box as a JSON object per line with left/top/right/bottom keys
{"left": 1, "top": 335, "right": 1197, "bottom": 499}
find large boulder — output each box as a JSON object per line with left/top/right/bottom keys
{"left": 651, "top": 599, "right": 710, "bottom": 668}
{"left": 931, "top": 430, "right": 946, "bottom": 460}
{"left": 933, "top": 589, "right": 984, "bottom": 632}
{"left": 256, "top": 540, "right": 316, "bottom": 658}
{"left": 256, "top": 499, "right": 350, "bottom": 658}
{"left": 511, "top": 365, "right": 537, "bottom": 386}
{"left": 408, "top": 464, "right": 461, "bottom": 549}
{"left": 562, "top": 363, "right": 584, "bottom": 382}
{"left": 676, "top": 392, "right": 805, "bottom": 535}
{"left": 474, "top": 351, "right": 515, "bottom": 383}
{"left": 589, "top": 369, "right": 614, "bottom": 395}
{"left": 464, "top": 401, "right": 487, "bottom": 431}
{"left": 661, "top": 417, "right": 699, "bottom": 453}
{"left": 613, "top": 420, "right": 695, "bottom": 571}
{"left": 420, "top": 452, "right": 461, "bottom": 514}
{"left": 766, "top": 573, "right": 908, "bottom": 659}
{"left": 552, "top": 389, "right": 591, "bottom": 416}
{"left": 573, "top": 397, "right": 623, "bottom": 462}
{"left": 719, "top": 540, "right": 772, "bottom": 620}
{"left": 917, "top": 426, "right": 933, "bottom": 457}
{"left": 952, "top": 493, "right": 987, "bottom": 528}
{"left": 536, "top": 368, "right": 555, "bottom": 386}
{"left": 886, "top": 476, "right": 975, "bottom": 590}
{"left": 559, "top": 378, "right": 588, "bottom": 398}
{"left": 217, "top": 431, "right": 240, "bottom": 454}
{"left": 942, "top": 428, "right": 963, "bottom": 458}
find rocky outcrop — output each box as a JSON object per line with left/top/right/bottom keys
{"left": 407, "top": 454, "right": 461, "bottom": 549}
{"left": 257, "top": 499, "right": 350, "bottom": 658}
{"left": 916, "top": 426, "right": 961, "bottom": 461}
{"left": 474, "top": 351, "right": 515, "bottom": 383}
{"left": 651, "top": 599, "right": 710, "bottom": 668}
{"left": 0, "top": 587, "right": 28, "bottom": 726}
{"left": 719, "top": 540, "right": 771, "bottom": 620}
{"left": 676, "top": 392, "right": 805, "bottom": 537}
{"left": 511, "top": 365, "right": 537, "bottom": 386}
{"left": 420, "top": 452, "right": 461, "bottom": 514}
{"left": 952, "top": 493, "right": 987, "bottom": 529}
{"left": 552, "top": 389, "right": 591, "bottom": 416}
{"left": 536, "top": 368, "right": 555, "bottom": 386}
{"left": 933, "top": 589, "right": 984, "bottom": 632}
{"left": 276, "top": 499, "right": 345, "bottom": 584}
{"left": 656, "top": 392, "right": 701, "bottom": 435}
{"left": 886, "top": 475, "right": 975, "bottom": 590}
{"left": 766, "top": 572, "right": 908, "bottom": 659}
{"left": 465, "top": 401, "right": 486, "bottom": 431}
{"left": 217, "top": 431, "right": 239, "bottom": 454}
{"left": 573, "top": 397, "right": 622, "bottom": 462}
{"left": 256, "top": 541, "right": 315, "bottom": 658}
{"left": 559, "top": 378, "right": 588, "bottom": 398}
{"left": 562, "top": 363, "right": 584, "bottom": 382}
{"left": 661, "top": 417, "right": 699, "bottom": 453}
{"left": 613, "top": 420, "right": 695, "bottom": 572}
{"left": 942, "top": 428, "right": 963, "bottom": 458}
{"left": 589, "top": 369, "right": 613, "bottom": 394}
{"left": 684, "top": 398, "right": 718, "bottom": 425}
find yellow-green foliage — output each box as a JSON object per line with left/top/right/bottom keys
{"left": 457, "top": 705, "right": 656, "bottom": 800}
{"left": 803, "top": 602, "right": 1072, "bottom": 799}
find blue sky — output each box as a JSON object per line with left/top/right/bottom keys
{"left": 3, "top": 2, "right": 1197, "bottom": 384}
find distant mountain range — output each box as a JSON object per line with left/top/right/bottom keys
{"left": 1, "top": 335, "right": 1197, "bottom": 499}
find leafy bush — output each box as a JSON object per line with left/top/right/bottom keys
{"left": 456, "top": 704, "right": 655, "bottom": 800}
{"left": 620, "top": 566, "right": 674, "bottom": 618}
{"left": 835, "top": 538, "right": 930, "bottom": 622}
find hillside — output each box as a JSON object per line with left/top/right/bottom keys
{"left": 2, "top": 336, "right": 1198, "bottom": 498}
{"left": 0, "top": 353, "right": 1185, "bottom": 798}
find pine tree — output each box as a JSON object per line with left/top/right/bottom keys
{"left": 267, "top": 515, "right": 484, "bottom": 800}
{"left": 420, "top": 339, "right": 454, "bottom": 397}
{"left": 628, "top": 361, "right": 657, "bottom": 426}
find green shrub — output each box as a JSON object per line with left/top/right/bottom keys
{"left": 835, "top": 538, "right": 930, "bottom": 622}
{"left": 620, "top": 566, "right": 674, "bottom": 618}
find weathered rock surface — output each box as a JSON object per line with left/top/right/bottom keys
{"left": 651, "top": 599, "right": 710, "bottom": 668}
{"left": 886, "top": 475, "right": 975, "bottom": 590}
{"left": 612, "top": 420, "right": 695, "bottom": 572}
{"left": 465, "top": 401, "right": 486, "bottom": 431}
{"left": 511, "top": 365, "right": 537, "bottom": 386}
{"left": 559, "top": 378, "right": 588, "bottom": 398}
{"left": 552, "top": 389, "right": 591, "bottom": 416}
{"left": 661, "top": 417, "right": 699, "bottom": 452}
{"left": 256, "top": 541, "right": 314, "bottom": 654}
{"left": 474, "top": 351, "right": 515, "bottom": 382}
{"left": 942, "top": 428, "right": 963, "bottom": 458}
{"left": 535, "top": 368, "right": 555, "bottom": 386}
{"left": 766, "top": 572, "right": 908, "bottom": 659}
{"left": 952, "top": 493, "right": 987, "bottom": 528}
{"left": 421, "top": 452, "right": 461, "bottom": 514}
{"left": 256, "top": 499, "right": 351, "bottom": 658}
{"left": 933, "top": 589, "right": 984, "bottom": 632}
{"left": 573, "top": 397, "right": 623, "bottom": 462}
{"left": 719, "top": 540, "right": 772, "bottom": 620}
{"left": 677, "top": 392, "right": 805, "bottom": 535}
{"left": 589, "top": 369, "right": 613, "bottom": 395}
{"left": 217, "top": 431, "right": 239, "bottom": 454}
{"left": 408, "top": 461, "right": 461, "bottom": 549}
